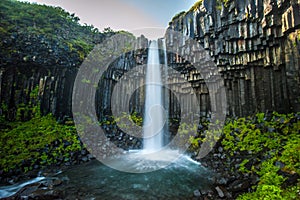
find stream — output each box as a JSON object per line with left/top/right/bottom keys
{"left": 0, "top": 151, "right": 213, "bottom": 199}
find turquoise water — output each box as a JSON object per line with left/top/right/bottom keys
{"left": 0, "top": 151, "right": 213, "bottom": 199}
{"left": 57, "top": 152, "right": 213, "bottom": 199}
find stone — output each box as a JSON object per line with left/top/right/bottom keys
{"left": 165, "top": 0, "right": 300, "bottom": 117}
{"left": 60, "top": 176, "right": 70, "bottom": 183}
{"left": 193, "top": 189, "right": 201, "bottom": 197}
{"left": 229, "top": 179, "right": 251, "bottom": 192}
{"left": 81, "top": 149, "right": 87, "bottom": 156}
{"left": 216, "top": 177, "right": 228, "bottom": 185}
{"left": 218, "top": 147, "right": 223, "bottom": 153}
{"left": 275, "top": 161, "right": 285, "bottom": 168}
{"left": 13, "top": 183, "right": 41, "bottom": 198}
{"left": 215, "top": 186, "right": 225, "bottom": 198}
{"left": 199, "top": 187, "right": 213, "bottom": 196}
{"left": 81, "top": 156, "right": 88, "bottom": 162}
{"left": 52, "top": 179, "right": 62, "bottom": 187}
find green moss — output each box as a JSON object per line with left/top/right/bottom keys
{"left": 189, "top": 0, "right": 204, "bottom": 12}
{"left": 171, "top": 11, "right": 186, "bottom": 21}
{"left": 219, "top": 112, "right": 300, "bottom": 199}
{"left": 188, "top": 0, "right": 230, "bottom": 13}
{"left": 182, "top": 112, "right": 299, "bottom": 199}
{"left": 0, "top": 114, "right": 82, "bottom": 173}
{"left": 102, "top": 112, "right": 143, "bottom": 128}
{"left": 221, "top": 0, "right": 230, "bottom": 7}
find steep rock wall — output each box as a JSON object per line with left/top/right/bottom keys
{"left": 167, "top": 0, "right": 300, "bottom": 116}
{"left": 1, "top": 0, "right": 299, "bottom": 122}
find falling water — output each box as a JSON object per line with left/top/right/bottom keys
{"left": 162, "top": 39, "right": 169, "bottom": 142}
{"left": 143, "top": 40, "right": 164, "bottom": 152}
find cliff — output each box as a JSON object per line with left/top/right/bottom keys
{"left": 0, "top": 0, "right": 299, "bottom": 122}
{"left": 0, "top": 0, "right": 105, "bottom": 120}
{"left": 166, "top": 0, "right": 300, "bottom": 116}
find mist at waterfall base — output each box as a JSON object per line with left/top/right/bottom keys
{"left": 0, "top": 41, "right": 213, "bottom": 199}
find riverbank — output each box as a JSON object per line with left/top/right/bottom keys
{"left": 0, "top": 112, "right": 299, "bottom": 199}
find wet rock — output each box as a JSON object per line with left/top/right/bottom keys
{"left": 275, "top": 161, "right": 285, "bottom": 169}
{"left": 60, "top": 176, "right": 70, "bottom": 183}
{"left": 193, "top": 189, "right": 201, "bottom": 197}
{"left": 215, "top": 186, "right": 225, "bottom": 198}
{"left": 41, "top": 179, "right": 52, "bottom": 187}
{"left": 199, "top": 187, "right": 213, "bottom": 196}
{"left": 229, "top": 179, "right": 251, "bottom": 192}
{"left": 7, "top": 182, "right": 41, "bottom": 199}
{"left": 218, "top": 147, "right": 223, "bottom": 153}
{"left": 81, "top": 156, "right": 88, "bottom": 162}
{"left": 216, "top": 177, "right": 228, "bottom": 185}
{"left": 81, "top": 149, "right": 87, "bottom": 156}
{"left": 29, "top": 189, "right": 63, "bottom": 200}
{"left": 279, "top": 171, "right": 300, "bottom": 188}
{"left": 52, "top": 179, "right": 62, "bottom": 187}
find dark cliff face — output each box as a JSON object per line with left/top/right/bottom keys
{"left": 166, "top": 0, "right": 300, "bottom": 116}
{"left": 0, "top": 0, "right": 299, "bottom": 121}
{"left": 0, "top": 0, "right": 105, "bottom": 120}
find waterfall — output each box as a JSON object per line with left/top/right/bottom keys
{"left": 143, "top": 40, "right": 164, "bottom": 152}
{"left": 162, "top": 39, "right": 169, "bottom": 142}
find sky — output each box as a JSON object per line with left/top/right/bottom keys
{"left": 18, "top": 0, "right": 197, "bottom": 39}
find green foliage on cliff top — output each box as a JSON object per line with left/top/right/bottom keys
{"left": 0, "top": 0, "right": 105, "bottom": 63}
{"left": 189, "top": 0, "right": 204, "bottom": 12}
{"left": 171, "top": 11, "right": 186, "bottom": 21}
{"left": 188, "top": 0, "right": 230, "bottom": 13}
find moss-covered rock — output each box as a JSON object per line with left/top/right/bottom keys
{"left": 192, "top": 112, "right": 300, "bottom": 199}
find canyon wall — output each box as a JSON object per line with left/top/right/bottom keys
{"left": 166, "top": 0, "right": 300, "bottom": 116}
{"left": 1, "top": 0, "right": 299, "bottom": 122}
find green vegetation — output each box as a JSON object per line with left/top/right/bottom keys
{"left": 171, "top": 11, "right": 186, "bottom": 21}
{"left": 222, "top": 113, "right": 300, "bottom": 173}
{"left": 0, "top": 114, "right": 82, "bottom": 173}
{"left": 187, "top": 112, "right": 300, "bottom": 199}
{"left": 0, "top": 0, "right": 136, "bottom": 65}
{"left": 101, "top": 112, "right": 143, "bottom": 128}
{"left": 189, "top": 0, "right": 204, "bottom": 12}
{"left": 0, "top": 0, "right": 105, "bottom": 63}
{"left": 188, "top": 0, "right": 230, "bottom": 13}
{"left": 221, "top": 0, "right": 230, "bottom": 7}
{"left": 0, "top": 87, "right": 83, "bottom": 173}
{"left": 211, "top": 112, "right": 299, "bottom": 199}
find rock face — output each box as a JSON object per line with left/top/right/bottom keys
{"left": 166, "top": 0, "right": 300, "bottom": 116}
{"left": 0, "top": 65, "right": 77, "bottom": 120}
{"left": 87, "top": 0, "right": 300, "bottom": 121}
{"left": 0, "top": 0, "right": 299, "bottom": 123}
{"left": 0, "top": 0, "right": 105, "bottom": 121}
